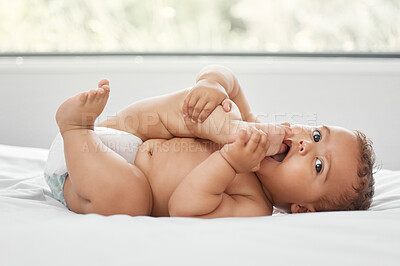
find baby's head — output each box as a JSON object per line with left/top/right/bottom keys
{"left": 257, "top": 124, "right": 375, "bottom": 213}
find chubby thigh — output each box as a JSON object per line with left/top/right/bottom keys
{"left": 64, "top": 163, "right": 153, "bottom": 216}
{"left": 44, "top": 127, "right": 151, "bottom": 215}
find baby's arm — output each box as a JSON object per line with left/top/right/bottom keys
{"left": 168, "top": 129, "right": 271, "bottom": 218}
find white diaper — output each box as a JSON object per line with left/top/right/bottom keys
{"left": 44, "top": 127, "right": 143, "bottom": 206}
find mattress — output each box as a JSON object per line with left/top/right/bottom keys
{"left": 1, "top": 144, "right": 399, "bottom": 266}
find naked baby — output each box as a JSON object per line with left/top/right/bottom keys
{"left": 45, "top": 65, "right": 375, "bottom": 217}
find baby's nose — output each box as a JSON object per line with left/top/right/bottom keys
{"left": 298, "top": 139, "right": 311, "bottom": 155}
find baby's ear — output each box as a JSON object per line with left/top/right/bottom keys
{"left": 290, "top": 203, "right": 316, "bottom": 213}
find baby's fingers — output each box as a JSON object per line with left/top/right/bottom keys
{"left": 186, "top": 96, "right": 200, "bottom": 119}
{"left": 182, "top": 93, "right": 191, "bottom": 117}
{"left": 197, "top": 102, "right": 215, "bottom": 122}
{"left": 251, "top": 163, "right": 261, "bottom": 172}
{"left": 235, "top": 128, "right": 248, "bottom": 146}
{"left": 254, "top": 133, "right": 269, "bottom": 157}
{"left": 191, "top": 99, "right": 207, "bottom": 122}
{"left": 246, "top": 130, "right": 262, "bottom": 152}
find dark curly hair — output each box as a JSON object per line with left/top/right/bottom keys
{"left": 318, "top": 130, "right": 376, "bottom": 211}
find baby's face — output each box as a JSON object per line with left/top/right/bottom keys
{"left": 257, "top": 124, "right": 359, "bottom": 212}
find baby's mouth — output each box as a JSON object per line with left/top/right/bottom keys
{"left": 268, "top": 140, "right": 291, "bottom": 163}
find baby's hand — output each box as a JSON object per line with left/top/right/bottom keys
{"left": 182, "top": 79, "right": 231, "bottom": 123}
{"left": 220, "top": 128, "right": 268, "bottom": 173}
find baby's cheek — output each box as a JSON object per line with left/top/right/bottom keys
{"left": 285, "top": 163, "right": 310, "bottom": 183}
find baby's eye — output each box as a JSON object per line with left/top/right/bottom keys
{"left": 315, "top": 158, "right": 323, "bottom": 173}
{"left": 312, "top": 129, "right": 321, "bottom": 142}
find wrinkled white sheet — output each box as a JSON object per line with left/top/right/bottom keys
{"left": 1, "top": 144, "right": 399, "bottom": 266}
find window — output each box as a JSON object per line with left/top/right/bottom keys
{"left": 1, "top": 0, "right": 399, "bottom": 54}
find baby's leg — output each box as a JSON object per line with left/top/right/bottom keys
{"left": 57, "top": 86, "right": 152, "bottom": 216}
{"left": 96, "top": 80, "right": 274, "bottom": 146}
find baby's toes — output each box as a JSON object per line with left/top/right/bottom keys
{"left": 102, "top": 85, "right": 110, "bottom": 93}
{"left": 78, "top": 92, "right": 89, "bottom": 104}
{"left": 98, "top": 88, "right": 110, "bottom": 104}
{"left": 88, "top": 89, "right": 97, "bottom": 101}
{"left": 98, "top": 78, "right": 109, "bottom": 88}
{"left": 97, "top": 87, "right": 105, "bottom": 96}
{"left": 92, "top": 89, "right": 103, "bottom": 103}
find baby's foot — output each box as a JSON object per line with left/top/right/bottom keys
{"left": 56, "top": 86, "right": 110, "bottom": 134}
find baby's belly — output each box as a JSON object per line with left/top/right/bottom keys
{"left": 134, "top": 138, "right": 221, "bottom": 217}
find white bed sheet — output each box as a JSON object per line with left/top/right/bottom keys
{"left": 1, "top": 144, "right": 399, "bottom": 266}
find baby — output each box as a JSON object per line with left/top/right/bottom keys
{"left": 45, "top": 65, "right": 375, "bottom": 217}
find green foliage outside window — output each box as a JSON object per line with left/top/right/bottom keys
{"left": 0, "top": 0, "right": 399, "bottom": 53}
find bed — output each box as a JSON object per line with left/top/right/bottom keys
{"left": 1, "top": 143, "right": 399, "bottom": 266}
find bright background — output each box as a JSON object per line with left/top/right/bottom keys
{"left": 1, "top": 0, "right": 399, "bottom": 53}
{"left": 0, "top": 1, "right": 399, "bottom": 170}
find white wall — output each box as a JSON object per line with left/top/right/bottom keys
{"left": 0, "top": 56, "right": 399, "bottom": 170}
